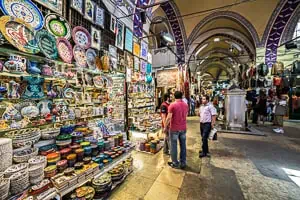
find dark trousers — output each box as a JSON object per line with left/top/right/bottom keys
{"left": 200, "top": 123, "right": 212, "bottom": 154}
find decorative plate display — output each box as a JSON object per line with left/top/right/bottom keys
{"left": 45, "top": 14, "right": 71, "bottom": 40}
{"left": 56, "top": 38, "right": 73, "bottom": 64}
{"left": 0, "top": 16, "right": 40, "bottom": 54}
{"left": 72, "top": 26, "right": 91, "bottom": 49}
{"left": 73, "top": 45, "right": 87, "bottom": 68}
{"left": 86, "top": 48, "right": 96, "bottom": 70}
{"left": 36, "top": 29, "right": 58, "bottom": 59}
{"left": 0, "top": 0, "right": 44, "bottom": 31}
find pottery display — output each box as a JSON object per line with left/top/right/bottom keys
{"left": 0, "top": 0, "right": 44, "bottom": 31}
{"left": 0, "top": 16, "right": 40, "bottom": 54}
{"left": 8, "top": 80, "right": 21, "bottom": 99}
{"left": 0, "top": 138, "right": 12, "bottom": 172}
{"left": 4, "top": 55, "right": 27, "bottom": 73}
{"left": 72, "top": 26, "right": 91, "bottom": 49}
{"left": 37, "top": 100, "right": 52, "bottom": 116}
{"left": 21, "top": 76, "right": 45, "bottom": 99}
{"left": 45, "top": 14, "right": 71, "bottom": 40}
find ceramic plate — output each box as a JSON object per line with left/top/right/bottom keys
{"left": 36, "top": 29, "right": 58, "bottom": 59}
{"left": 0, "top": 0, "right": 44, "bottom": 31}
{"left": 72, "top": 26, "right": 91, "bottom": 49}
{"left": 86, "top": 48, "right": 96, "bottom": 70}
{"left": 45, "top": 14, "right": 71, "bottom": 40}
{"left": 73, "top": 45, "right": 86, "bottom": 68}
{"left": 0, "top": 16, "right": 40, "bottom": 54}
{"left": 56, "top": 37, "right": 73, "bottom": 63}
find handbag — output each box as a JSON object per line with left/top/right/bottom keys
{"left": 292, "top": 60, "right": 300, "bottom": 74}
{"left": 271, "top": 62, "right": 284, "bottom": 75}
{"left": 273, "top": 77, "right": 282, "bottom": 86}
{"left": 257, "top": 63, "right": 269, "bottom": 76}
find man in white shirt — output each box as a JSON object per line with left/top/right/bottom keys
{"left": 199, "top": 95, "right": 217, "bottom": 158}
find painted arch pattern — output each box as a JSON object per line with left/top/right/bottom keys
{"left": 265, "top": 0, "right": 300, "bottom": 67}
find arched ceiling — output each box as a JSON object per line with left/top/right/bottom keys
{"left": 150, "top": 0, "right": 300, "bottom": 81}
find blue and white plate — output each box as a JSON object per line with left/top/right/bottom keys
{"left": 0, "top": 0, "right": 44, "bottom": 31}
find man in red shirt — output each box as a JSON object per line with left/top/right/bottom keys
{"left": 164, "top": 91, "right": 188, "bottom": 169}
{"left": 160, "top": 93, "right": 171, "bottom": 155}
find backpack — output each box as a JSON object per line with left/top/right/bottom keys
{"left": 257, "top": 63, "right": 269, "bottom": 76}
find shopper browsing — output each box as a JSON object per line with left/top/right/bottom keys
{"left": 160, "top": 94, "right": 171, "bottom": 155}
{"left": 273, "top": 95, "right": 288, "bottom": 134}
{"left": 164, "top": 91, "right": 188, "bottom": 169}
{"left": 199, "top": 95, "right": 217, "bottom": 158}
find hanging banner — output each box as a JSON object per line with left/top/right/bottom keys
{"left": 146, "top": 63, "right": 152, "bottom": 74}
{"left": 95, "top": 6, "right": 104, "bottom": 28}
{"left": 157, "top": 68, "right": 178, "bottom": 88}
{"left": 110, "top": 15, "right": 116, "bottom": 33}
{"left": 71, "top": 0, "right": 83, "bottom": 14}
{"left": 134, "top": 56, "right": 140, "bottom": 72}
{"left": 125, "top": 52, "right": 134, "bottom": 69}
{"left": 140, "top": 40, "right": 148, "bottom": 60}
{"left": 125, "top": 27, "right": 133, "bottom": 53}
{"left": 133, "top": 37, "right": 140, "bottom": 57}
{"left": 140, "top": 60, "right": 147, "bottom": 73}
{"left": 109, "top": 45, "right": 117, "bottom": 70}
{"left": 84, "top": 0, "right": 94, "bottom": 22}
{"left": 147, "top": 52, "right": 152, "bottom": 64}
{"left": 126, "top": 67, "right": 132, "bottom": 82}
{"left": 34, "top": 0, "right": 62, "bottom": 14}
{"left": 91, "top": 26, "right": 101, "bottom": 50}
{"left": 115, "top": 20, "right": 124, "bottom": 50}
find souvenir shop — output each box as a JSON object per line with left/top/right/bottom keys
{"left": 239, "top": 57, "right": 300, "bottom": 122}
{"left": 0, "top": 0, "right": 159, "bottom": 199}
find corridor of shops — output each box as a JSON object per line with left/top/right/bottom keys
{"left": 110, "top": 117, "right": 300, "bottom": 200}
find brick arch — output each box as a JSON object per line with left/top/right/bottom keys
{"left": 187, "top": 11, "right": 260, "bottom": 48}
{"left": 264, "top": 1, "right": 300, "bottom": 67}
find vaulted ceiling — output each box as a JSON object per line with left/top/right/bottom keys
{"left": 150, "top": 0, "right": 300, "bottom": 84}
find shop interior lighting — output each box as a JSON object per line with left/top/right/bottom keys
{"left": 214, "top": 38, "right": 220, "bottom": 42}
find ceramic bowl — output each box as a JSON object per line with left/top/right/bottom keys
{"left": 13, "top": 147, "right": 39, "bottom": 163}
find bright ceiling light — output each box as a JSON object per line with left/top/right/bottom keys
{"left": 214, "top": 38, "right": 220, "bottom": 42}
{"left": 195, "top": 43, "right": 208, "bottom": 56}
{"left": 161, "top": 32, "right": 174, "bottom": 44}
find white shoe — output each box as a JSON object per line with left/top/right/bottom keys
{"left": 273, "top": 128, "right": 280, "bottom": 132}
{"left": 279, "top": 128, "right": 284, "bottom": 134}
{"left": 273, "top": 128, "right": 281, "bottom": 133}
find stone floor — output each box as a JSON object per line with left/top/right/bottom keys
{"left": 110, "top": 117, "right": 300, "bottom": 200}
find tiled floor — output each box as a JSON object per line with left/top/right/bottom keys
{"left": 110, "top": 117, "right": 300, "bottom": 200}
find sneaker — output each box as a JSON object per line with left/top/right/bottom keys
{"left": 168, "top": 162, "right": 180, "bottom": 169}
{"left": 273, "top": 128, "right": 281, "bottom": 133}
{"left": 199, "top": 153, "right": 210, "bottom": 158}
{"left": 279, "top": 128, "right": 284, "bottom": 134}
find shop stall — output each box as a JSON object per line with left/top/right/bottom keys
{"left": 0, "top": 0, "right": 144, "bottom": 199}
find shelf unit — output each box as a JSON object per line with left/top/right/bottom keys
{"left": 57, "top": 148, "right": 133, "bottom": 197}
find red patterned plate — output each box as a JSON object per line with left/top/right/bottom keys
{"left": 72, "top": 26, "right": 91, "bottom": 49}
{"left": 56, "top": 37, "right": 73, "bottom": 64}
{"left": 73, "top": 45, "right": 87, "bottom": 68}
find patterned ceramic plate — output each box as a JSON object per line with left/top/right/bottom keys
{"left": 56, "top": 37, "right": 73, "bottom": 63}
{"left": 86, "top": 48, "right": 96, "bottom": 70}
{"left": 45, "top": 14, "right": 71, "bottom": 40}
{"left": 0, "top": 16, "right": 40, "bottom": 54}
{"left": 36, "top": 29, "right": 58, "bottom": 59}
{"left": 73, "top": 45, "right": 86, "bottom": 68}
{"left": 72, "top": 26, "right": 91, "bottom": 49}
{"left": 0, "top": 0, "right": 44, "bottom": 31}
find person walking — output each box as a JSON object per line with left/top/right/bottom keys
{"left": 160, "top": 93, "right": 171, "bottom": 155}
{"left": 199, "top": 95, "right": 217, "bottom": 158}
{"left": 190, "top": 95, "right": 196, "bottom": 116}
{"left": 273, "top": 95, "right": 288, "bottom": 134}
{"left": 164, "top": 91, "right": 188, "bottom": 169}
